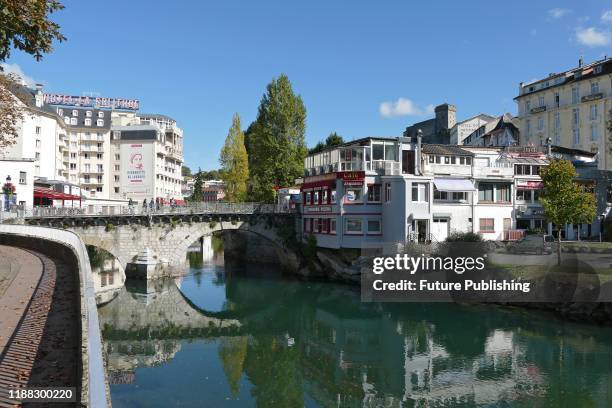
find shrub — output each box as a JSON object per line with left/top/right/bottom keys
{"left": 302, "top": 234, "right": 318, "bottom": 264}
{"left": 445, "top": 231, "right": 483, "bottom": 242}
{"left": 604, "top": 217, "right": 612, "bottom": 242}
{"left": 209, "top": 220, "right": 217, "bottom": 229}
{"left": 105, "top": 223, "right": 115, "bottom": 232}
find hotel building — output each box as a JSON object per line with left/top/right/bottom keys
{"left": 301, "top": 136, "right": 609, "bottom": 249}
{"left": 515, "top": 57, "right": 612, "bottom": 171}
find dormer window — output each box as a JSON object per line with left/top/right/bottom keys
{"left": 84, "top": 118, "right": 92, "bottom": 126}
{"left": 72, "top": 110, "right": 78, "bottom": 117}
{"left": 64, "top": 116, "right": 70, "bottom": 124}
{"left": 98, "top": 111, "right": 104, "bottom": 118}
{"left": 58, "top": 108, "right": 63, "bottom": 116}
{"left": 96, "top": 119, "right": 104, "bottom": 127}
{"left": 70, "top": 117, "right": 77, "bottom": 125}
{"left": 86, "top": 110, "right": 92, "bottom": 117}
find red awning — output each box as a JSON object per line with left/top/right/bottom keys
{"left": 301, "top": 180, "right": 336, "bottom": 190}
{"left": 34, "top": 186, "right": 81, "bottom": 201}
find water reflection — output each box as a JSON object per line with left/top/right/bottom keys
{"left": 96, "top": 252, "right": 612, "bottom": 408}
{"left": 88, "top": 246, "right": 126, "bottom": 305}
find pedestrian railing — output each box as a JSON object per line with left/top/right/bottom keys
{"left": 15, "top": 202, "right": 292, "bottom": 219}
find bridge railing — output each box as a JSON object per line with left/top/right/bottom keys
{"left": 16, "top": 202, "right": 292, "bottom": 219}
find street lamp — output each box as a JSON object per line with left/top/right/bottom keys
{"left": 6, "top": 175, "right": 11, "bottom": 182}
{"left": 599, "top": 213, "right": 606, "bottom": 243}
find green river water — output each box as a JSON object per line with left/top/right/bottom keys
{"left": 95, "top": 252, "right": 612, "bottom": 408}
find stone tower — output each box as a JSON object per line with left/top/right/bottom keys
{"left": 434, "top": 103, "right": 457, "bottom": 133}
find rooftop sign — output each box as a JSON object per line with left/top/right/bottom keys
{"left": 43, "top": 93, "right": 140, "bottom": 110}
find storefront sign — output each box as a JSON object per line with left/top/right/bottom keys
{"left": 305, "top": 206, "right": 332, "bottom": 213}
{"left": 339, "top": 171, "right": 364, "bottom": 186}
{"left": 516, "top": 180, "right": 543, "bottom": 189}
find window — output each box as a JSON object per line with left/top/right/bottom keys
{"left": 367, "top": 184, "right": 381, "bottom": 202}
{"left": 367, "top": 219, "right": 381, "bottom": 234}
{"left": 435, "top": 155, "right": 441, "bottom": 164}
{"left": 411, "top": 183, "right": 428, "bottom": 202}
{"left": 516, "top": 189, "right": 530, "bottom": 201}
{"left": 372, "top": 143, "right": 384, "bottom": 160}
{"left": 429, "top": 155, "right": 434, "bottom": 163}
{"left": 345, "top": 218, "right": 362, "bottom": 234}
{"left": 345, "top": 187, "right": 362, "bottom": 203}
{"left": 538, "top": 95, "right": 544, "bottom": 106}
{"left": 537, "top": 117, "right": 544, "bottom": 130}
{"left": 35, "top": 152, "right": 40, "bottom": 159}
{"left": 572, "top": 87, "right": 579, "bottom": 104}
{"left": 479, "top": 218, "right": 495, "bottom": 233}
{"left": 70, "top": 117, "right": 77, "bottom": 125}
{"left": 478, "top": 183, "right": 494, "bottom": 202}
{"left": 526, "top": 119, "right": 531, "bottom": 135}
{"left": 591, "top": 126, "right": 599, "bottom": 141}
{"left": 331, "top": 190, "right": 337, "bottom": 204}
{"left": 115, "top": 154, "right": 120, "bottom": 160}
{"left": 384, "top": 183, "right": 391, "bottom": 202}
{"left": 305, "top": 192, "right": 311, "bottom": 205}
{"left": 590, "top": 105, "right": 598, "bottom": 121}
{"left": 452, "top": 191, "right": 466, "bottom": 201}
{"left": 84, "top": 153, "right": 90, "bottom": 159}
{"left": 96, "top": 187, "right": 103, "bottom": 192}
{"left": 35, "top": 126, "right": 41, "bottom": 135}
{"left": 98, "top": 111, "right": 104, "bottom": 118}
{"left": 322, "top": 189, "right": 328, "bottom": 204}
{"left": 58, "top": 108, "right": 63, "bottom": 116}
{"left": 496, "top": 184, "right": 510, "bottom": 202}
{"left": 444, "top": 156, "right": 450, "bottom": 164}
{"left": 35, "top": 139, "right": 41, "bottom": 148}
{"left": 313, "top": 218, "right": 319, "bottom": 233}
{"left": 554, "top": 92, "right": 560, "bottom": 108}
{"left": 85, "top": 118, "right": 92, "bottom": 126}
{"left": 69, "top": 163, "right": 76, "bottom": 170}
{"left": 573, "top": 128, "right": 580, "bottom": 145}
{"left": 70, "top": 152, "right": 76, "bottom": 159}
{"left": 97, "top": 175, "right": 103, "bottom": 183}
{"left": 591, "top": 82, "right": 599, "bottom": 94}
{"left": 72, "top": 110, "right": 78, "bottom": 117}
{"left": 572, "top": 108, "right": 579, "bottom": 126}
{"left": 330, "top": 219, "right": 336, "bottom": 234}
{"left": 384, "top": 144, "right": 396, "bottom": 161}
{"left": 64, "top": 116, "right": 70, "bottom": 124}
{"left": 554, "top": 112, "right": 560, "bottom": 129}
{"left": 114, "top": 164, "right": 120, "bottom": 171}
{"left": 84, "top": 175, "right": 90, "bottom": 183}
{"left": 19, "top": 171, "right": 26, "bottom": 184}
{"left": 84, "top": 164, "right": 91, "bottom": 172}
{"left": 97, "top": 119, "right": 104, "bottom": 127}
{"left": 86, "top": 111, "right": 92, "bottom": 117}
{"left": 434, "top": 188, "right": 448, "bottom": 200}
{"left": 313, "top": 191, "right": 320, "bottom": 204}
{"left": 97, "top": 153, "right": 103, "bottom": 159}
{"left": 525, "top": 100, "right": 531, "bottom": 113}
{"left": 114, "top": 175, "right": 119, "bottom": 182}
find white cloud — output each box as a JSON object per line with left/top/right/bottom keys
{"left": 379, "top": 98, "right": 432, "bottom": 118}
{"left": 575, "top": 27, "right": 611, "bottom": 47}
{"left": 548, "top": 8, "right": 571, "bottom": 19}
{"left": 0, "top": 63, "right": 40, "bottom": 87}
{"left": 602, "top": 10, "right": 612, "bottom": 23}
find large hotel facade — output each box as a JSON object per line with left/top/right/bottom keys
{"left": 515, "top": 57, "right": 612, "bottom": 171}
{"left": 0, "top": 84, "right": 184, "bottom": 207}
{"left": 301, "top": 136, "right": 610, "bottom": 249}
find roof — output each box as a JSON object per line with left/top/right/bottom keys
{"left": 33, "top": 186, "right": 81, "bottom": 201}
{"left": 421, "top": 144, "right": 473, "bottom": 156}
{"left": 551, "top": 145, "right": 596, "bottom": 158}
{"left": 516, "top": 57, "right": 611, "bottom": 99}
{"left": 138, "top": 113, "right": 176, "bottom": 122}
{"left": 453, "top": 113, "right": 496, "bottom": 127}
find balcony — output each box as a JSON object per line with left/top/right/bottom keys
{"left": 473, "top": 163, "right": 514, "bottom": 179}
{"left": 530, "top": 105, "right": 546, "bottom": 114}
{"left": 582, "top": 92, "right": 603, "bottom": 103}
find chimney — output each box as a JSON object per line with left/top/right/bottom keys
{"left": 546, "top": 137, "right": 552, "bottom": 157}
{"left": 34, "top": 84, "right": 44, "bottom": 108}
{"left": 579, "top": 57, "right": 583, "bottom": 68}
{"left": 416, "top": 129, "right": 423, "bottom": 175}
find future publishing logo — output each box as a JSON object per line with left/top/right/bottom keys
{"left": 368, "top": 253, "right": 531, "bottom": 295}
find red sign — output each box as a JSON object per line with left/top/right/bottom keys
{"left": 516, "top": 180, "right": 543, "bottom": 190}
{"left": 339, "top": 171, "right": 364, "bottom": 182}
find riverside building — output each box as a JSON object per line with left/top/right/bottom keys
{"left": 300, "top": 136, "right": 610, "bottom": 249}
{"left": 515, "top": 57, "right": 612, "bottom": 171}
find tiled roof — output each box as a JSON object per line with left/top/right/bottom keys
{"left": 421, "top": 144, "right": 473, "bottom": 156}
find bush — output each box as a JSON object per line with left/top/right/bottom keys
{"left": 302, "top": 234, "right": 318, "bottom": 264}
{"left": 209, "top": 220, "right": 217, "bottom": 229}
{"left": 445, "top": 231, "right": 483, "bottom": 242}
{"left": 105, "top": 223, "right": 115, "bottom": 232}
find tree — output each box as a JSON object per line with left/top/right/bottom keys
{"left": 190, "top": 168, "right": 204, "bottom": 202}
{"left": 220, "top": 113, "right": 249, "bottom": 202}
{"left": 308, "top": 132, "right": 345, "bottom": 154}
{"left": 247, "top": 74, "right": 307, "bottom": 203}
{"left": 540, "top": 159, "right": 596, "bottom": 265}
{"left": 0, "top": 0, "right": 65, "bottom": 62}
{"left": 181, "top": 165, "right": 192, "bottom": 177}
{"left": 0, "top": 0, "right": 65, "bottom": 151}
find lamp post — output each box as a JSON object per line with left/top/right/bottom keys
{"left": 599, "top": 213, "right": 606, "bottom": 243}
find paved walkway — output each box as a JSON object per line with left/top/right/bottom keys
{"left": 0, "top": 245, "right": 80, "bottom": 407}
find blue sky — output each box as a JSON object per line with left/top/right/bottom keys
{"left": 4, "top": 1, "right": 612, "bottom": 170}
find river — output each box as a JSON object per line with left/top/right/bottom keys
{"left": 92, "top": 246, "right": 612, "bottom": 407}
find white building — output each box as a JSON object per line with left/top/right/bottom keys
{"left": 300, "top": 137, "right": 574, "bottom": 249}
{"left": 450, "top": 113, "right": 496, "bottom": 145}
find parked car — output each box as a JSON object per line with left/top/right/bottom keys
{"left": 509, "top": 234, "right": 554, "bottom": 255}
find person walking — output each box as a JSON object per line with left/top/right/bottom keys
{"left": 155, "top": 197, "right": 160, "bottom": 211}
{"left": 149, "top": 199, "right": 154, "bottom": 211}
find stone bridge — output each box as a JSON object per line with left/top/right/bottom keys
{"left": 25, "top": 211, "right": 300, "bottom": 278}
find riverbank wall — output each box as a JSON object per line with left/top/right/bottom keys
{"left": 0, "top": 225, "right": 111, "bottom": 407}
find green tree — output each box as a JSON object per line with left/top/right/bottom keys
{"left": 220, "top": 113, "right": 249, "bottom": 202}
{"left": 308, "top": 132, "right": 344, "bottom": 154}
{"left": 540, "top": 159, "right": 596, "bottom": 265}
{"left": 0, "top": 0, "right": 65, "bottom": 151}
{"left": 0, "top": 0, "right": 65, "bottom": 62}
{"left": 247, "top": 74, "right": 307, "bottom": 202}
{"left": 190, "top": 168, "right": 204, "bottom": 202}
{"left": 181, "top": 165, "right": 192, "bottom": 177}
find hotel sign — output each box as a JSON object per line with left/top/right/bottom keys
{"left": 516, "top": 180, "right": 543, "bottom": 190}
{"left": 44, "top": 93, "right": 140, "bottom": 110}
